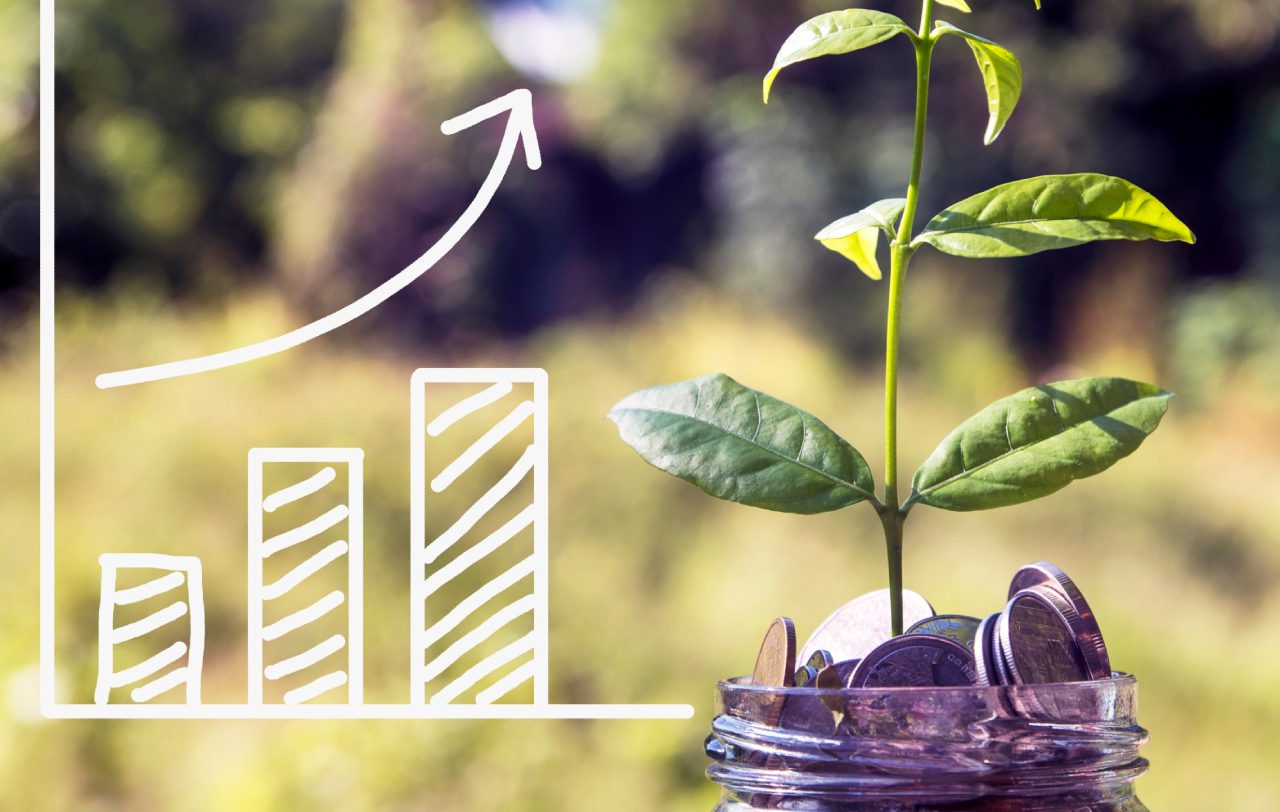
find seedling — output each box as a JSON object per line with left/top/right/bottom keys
{"left": 609, "top": 0, "right": 1194, "bottom": 635}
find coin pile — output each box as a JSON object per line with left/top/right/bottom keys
{"left": 750, "top": 561, "right": 1111, "bottom": 692}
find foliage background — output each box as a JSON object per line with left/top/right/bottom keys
{"left": 2, "top": 0, "right": 1279, "bottom": 808}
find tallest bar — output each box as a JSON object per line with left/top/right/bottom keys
{"left": 410, "top": 369, "right": 549, "bottom": 706}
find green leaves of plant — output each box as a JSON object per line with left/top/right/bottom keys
{"left": 933, "top": 22, "right": 1021, "bottom": 145}
{"left": 910, "top": 377, "right": 1171, "bottom": 511}
{"left": 936, "top": 0, "right": 973, "bottom": 12}
{"left": 763, "top": 10, "right": 914, "bottom": 103}
{"left": 814, "top": 198, "right": 906, "bottom": 280}
{"left": 913, "top": 173, "right": 1196, "bottom": 258}
{"left": 608, "top": 373, "right": 875, "bottom": 514}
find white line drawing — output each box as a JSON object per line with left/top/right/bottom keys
{"left": 37, "top": 41, "right": 695, "bottom": 714}
{"left": 41, "top": 704, "right": 696, "bottom": 720}
{"left": 430, "top": 399, "right": 536, "bottom": 493}
{"left": 38, "top": 0, "right": 54, "bottom": 720}
{"left": 248, "top": 448, "right": 363, "bottom": 705}
{"left": 93, "top": 90, "right": 542, "bottom": 390}
{"left": 94, "top": 554, "right": 205, "bottom": 705}
{"left": 411, "top": 369, "right": 550, "bottom": 706}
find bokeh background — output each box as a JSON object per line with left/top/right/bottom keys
{"left": 4, "top": 0, "right": 1280, "bottom": 808}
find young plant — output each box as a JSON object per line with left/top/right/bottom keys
{"left": 608, "top": 0, "right": 1194, "bottom": 636}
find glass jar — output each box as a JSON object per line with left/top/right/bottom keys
{"left": 705, "top": 674, "right": 1148, "bottom": 811}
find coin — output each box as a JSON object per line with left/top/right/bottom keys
{"left": 848, "top": 634, "right": 978, "bottom": 688}
{"left": 973, "top": 612, "right": 1003, "bottom": 686}
{"left": 752, "top": 617, "right": 797, "bottom": 688}
{"left": 1008, "top": 561, "right": 1111, "bottom": 680}
{"left": 805, "top": 650, "right": 834, "bottom": 671}
{"left": 798, "top": 588, "right": 934, "bottom": 664}
{"left": 994, "top": 610, "right": 1016, "bottom": 685}
{"left": 906, "top": 614, "right": 981, "bottom": 650}
{"left": 793, "top": 649, "right": 834, "bottom": 687}
{"left": 1001, "top": 587, "right": 1091, "bottom": 684}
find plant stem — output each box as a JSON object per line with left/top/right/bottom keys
{"left": 882, "top": 248, "right": 908, "bottom": 635}
{"left": 881, "top": 0, "right": 936, "bottom": 636}
{"left": 881, "top": 508, "right": 905, "bottom": 635}
{"left": 883, "top": 250, "right": 906, "bottom": 511}
{"left": 898, "top": 3, "right": 936, "bottom": 245}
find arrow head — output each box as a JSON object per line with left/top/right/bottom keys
{"left": 440, "top": 88, "right": 542, "bottom": 171}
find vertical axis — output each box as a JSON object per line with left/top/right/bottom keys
{"left": 347, "top": 452, "right": 364, "bottom": 705}
{"left": 187, "top": 561, "right": 205, "bottom": 704}
{"left": 532, "top": 371, "right": 550, "bottom": 705}
{"left": 247, "top": 452, "right": 264, "bottom": 704}
{"left": 93, "top": 564, "right": 117, "bottom": 705}
{"left": 38, "top": 0, "right": 57, "bottom": 715}
{"left": 409, "top": 375, "right": 426, "bottom": 704}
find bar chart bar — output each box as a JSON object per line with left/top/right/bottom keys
{"left": 94, "top": 554, "right": 204, "bottom": 705}
{"left": 248, "top": 448, "right": 363, "bottom": 705}
{"left": 410, "top": 369, "right": 549, "bottom": 705}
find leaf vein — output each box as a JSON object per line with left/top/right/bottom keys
{"left": 923, "top": 214, "right": 1170, "bottom": 238}
{"left": 751, "top": 391, "right": 763, "bottom": 444}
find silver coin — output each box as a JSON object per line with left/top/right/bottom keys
{"left": 906, "top": 614, "right": 981, "bottom": 650}
{"left": 752, "top": 617, "right": 797, "bottom": 688}
{"left": 1002, "top": 587, "right": 1091, "bottom": 684}
{"left": 994, "top": 610, "right": 1016, "bottom": 685}
{"left": 798, "top": 588, "right": 934, "bottom": 664}
{"left": 1008, "top": 561, "right": 1110, "bottom": 680}
{"left": 848, "top": 634, "right": 978, "bottom": 688}
{"left": 973, "top": 612, "right": 1003, "bottom": 686}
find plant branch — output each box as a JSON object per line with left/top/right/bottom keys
{"left": 896, "top": 3, "right": 936, "bottom": 247}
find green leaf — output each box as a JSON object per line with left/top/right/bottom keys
{"left": 910, "top": 377, "right": 1172, "bottom": 512}
{"left": 764, "top": 10, "right": 914, "bottom": 103}
{"left": 814, "top": 198, "right": 906, "bottom": 280}
{"left": 936, "top": 0, "right": 972, "bottom": 12}
{"left": 608, "top": 373, "right": 875, "bottom": 514}
{"left": 934, "top": 22, "right": 1021, "bottom": 144}
{"left": 912, "top": 173, "right": 1197, "bottom": 258}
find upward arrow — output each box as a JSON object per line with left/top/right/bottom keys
{"left": 441, "top": 88, "right": 541, "bottom": 170}
{"left": 95, "top": 89, "right": 542, "bottom": 390}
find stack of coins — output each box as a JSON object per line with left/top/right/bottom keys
{"left": 749, "top": 561, "right": 1111, "bottom": 694}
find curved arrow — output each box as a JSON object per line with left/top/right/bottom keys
{"left": 95, "top": 89, "right": 542, "bottom": 390}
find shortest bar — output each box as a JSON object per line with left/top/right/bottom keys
{"left": 94, "top": 554, "right": 205, "bottom": 705}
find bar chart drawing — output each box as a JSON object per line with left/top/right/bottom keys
{"left": 248, "top": 448, "right": 364, "bottom": 705}
{"left": 48, "top": 368, "right": 694, "bottom": 719}
{"left": 41, "top": 78, "right": 695, "bottom": 718}
{"left": 94, "top": 554, "right": 205, "bottom": 705}
{"left": 411, "top": 368, "right": 548, "bottom": 706}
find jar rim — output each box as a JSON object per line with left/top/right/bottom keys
{"left": 716, "top": 671, "right": 1136, "bottom": 696}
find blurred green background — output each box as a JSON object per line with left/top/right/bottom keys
{"left": 3, "top": 0, "right": 1280, "bottom": 808}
